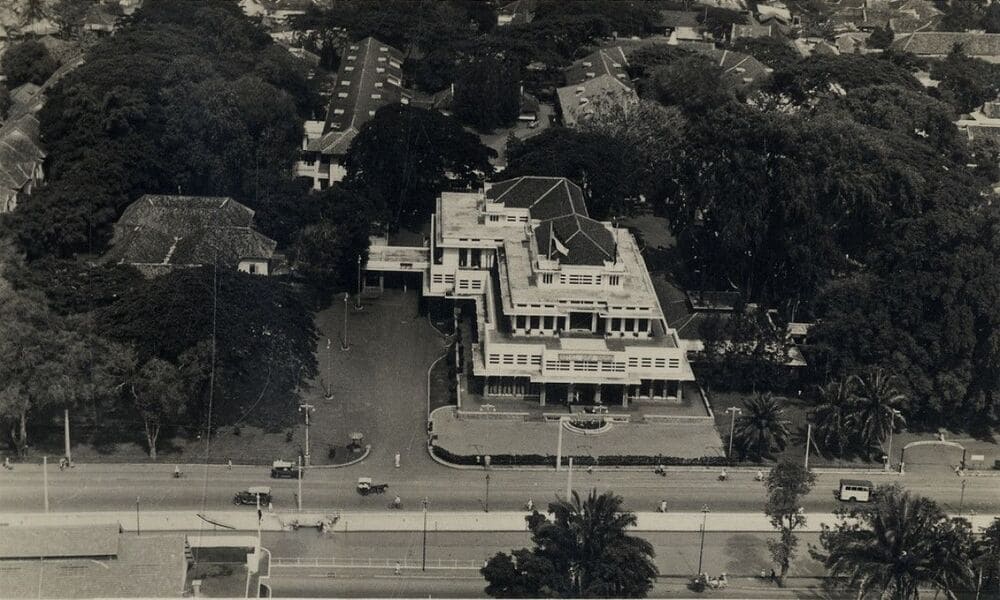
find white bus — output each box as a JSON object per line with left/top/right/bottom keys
{"left": 838, "top": 479, "right": 874, "bottom": 502}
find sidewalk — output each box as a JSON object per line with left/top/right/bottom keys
{"left": 3, "top": 510, "right": 997, "bottom": 533}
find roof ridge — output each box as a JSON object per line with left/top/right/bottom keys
{"left": 530, "top": 178, "right": 567, "bottom": 210}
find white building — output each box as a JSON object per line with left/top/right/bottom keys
{"left": 367, "top": 177, "right": 695, "bottom": 406}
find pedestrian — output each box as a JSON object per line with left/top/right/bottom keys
{"left": 770, "top": 569, "right": 776, "bottom": 583}
{"left": 227, "top": 458, "right": 232, "bottom": 470}
{"left": 394, "top": 561, "right": 401, "bottom": 576}
{"left": 268, "top": 501, "right": 273, "bottom": 513}
{"left": 586, "top": 465, "right": 593, "bottom": 474}
{"left": 659, "top": 500, "right": 667, "bottom": 513}
{"left": 760, "top": 569, "right": 766, "bottom": 580}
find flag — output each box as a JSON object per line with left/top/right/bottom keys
{"left": 553, "top": 234, "right": 569, "bottom": 256}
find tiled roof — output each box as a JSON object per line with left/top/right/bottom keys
{"left": 306, "top": 127, "right": 357, "bottom": 155}
{"left": 535, "top": 213, "right": 616, "bottom": 266}
{"left": 731, "top": 21, "right": 774, "bottom": 39}
{"left": 323, "top": 36, "right": 408, "bottom": 141}
{"left": 10, "top": 82, "right": 41, "bottom": 105}
{"left": 654, "top": 10, "right": 702, "bottom": 29}
{"left": 108, "top": 195, "right": 275, "bottom": 270}
{"left": 684, "top": 46, "right": 773, "bottom": 87}
{"left": 556, "top": 73, "right": 637, "bottom": 127}
{"left": 891, "top": 32, "right": 1000, "bottom": 56}
{"left": 487, "top": 176, "right": 589, "bottom": 220}
{"left": 564, "top": 47, "right": 631, "bottom": 86}
{"left": 0, "top": 112, "right": 45, "bottom": 212}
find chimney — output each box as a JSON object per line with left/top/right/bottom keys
{"left": 192, "top": 580, "right": 202, "bottom": 597}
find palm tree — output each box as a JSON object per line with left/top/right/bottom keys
{"left": 975, "top": 518, "right": 1000, "bottom": 599}
{"left": 811, "top": 378, "right": 855, "bottom": 457}
{"left": 732, "top": 392, "right": 790, "bottom": 460}
{"left": 815, "top": 485, "right": 975, "bottom": 599}
{"left": 850, "top": 367, "right": 906, "bottom": 457}
{"left": 539, "top": 490, "right": 658, "bottom": 598}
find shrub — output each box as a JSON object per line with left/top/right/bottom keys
{"left": 431, "top": 446, "right": 728, "bottom": 467}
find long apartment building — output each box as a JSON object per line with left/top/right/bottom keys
{"left": 368, "top": 176, "right": 695, "bottom": 407}
{"left": 296, "top": 37, "right": 409, "bottom": 189}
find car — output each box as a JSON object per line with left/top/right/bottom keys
{"left": 270, "top": 460, "right": 300, "bottom": 479}
{"left": 233, "top": 486, "right": 272, "bottom": 506}
{"left": 356, "top": 477, "right": 388, "bottom": 495}
{"left": 838, "top": 479, "right": 874, "bottom": 502}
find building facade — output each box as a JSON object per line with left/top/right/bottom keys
{"left": 368, "top": 177, "right": 695, "bottom": 407}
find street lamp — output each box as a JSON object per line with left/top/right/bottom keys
{"left": 356, "top": 255, "right": 363, "bottom": 310}
{"left": 422, "top": 497, "right": 429, "bottom": 571}
{"left": 341, "top": 292, "right": 350, "bottom": 351}
{"left": 136, "top": 496, "right": 140, "bottom": 536}
{"left": 324, "top": 338, "right": 334, "bottom": 400}
{"left": 725, "top": 407, "right": 742, "bottom": 461}
{"left": 959, "top": 479, "right": 967, "bottom": 514}
{"left": 886, "top": 408, "right": 902, "bottom": 471}
{"left": 697, "top": 504, "right": 710, "bottom": 576}
{"left": 299, "top": 403, "right": 314, "bottom": 467}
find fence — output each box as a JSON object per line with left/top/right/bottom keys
{"left": 271, "top": 557, "right": 483, "bottom": 570}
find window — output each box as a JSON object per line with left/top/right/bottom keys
{"left": 376, "top": 67, "right": 385, "bottom": 73}
{"left": 529, "top": 316, "right": 540, "bottom": 330}
{"left": 607, "top": 275, "right": 620, "bottom": 286}
{"left": 344, "top": 66, "right": 355, "bottom": 71}
{"left": 638, "top": 319, "right": 648, "bottom": 332}
{"left": 333, "top": 108, "right": 345, "bottom": 114}
{"left": 543, "top": 316, "right": 554, "bottom": 329}
{"left": 516, "top": 316, "right": 526, "bottom": 330}
{"left": 374, "top": 82, "right": 384, "bottom": 88}
{"left": 340, "top": 80, "right": 351, "bottom": 86}
{"left": 248, "top": 263, "right": 257, "bottom": 274}
{"left": 378, "top": 56, "right": 387, "bottom": 62}
{"left": 368, "top": 110, "right": 375, "bottom": 116}
{"left": 371, "top": 93, "right": 382, "bottom": 99}
{"left": 337, "top": 92, "right": 348, "bottom": 98}
{"left": 489, "top": 214, "right": 501, "bottom": 222}
{"left": 379, "top": 46, "right": 388, "bottom": 51}
{"left": 624, "top": 319, "right": 635, "bottom": 332}
{"left": 347, "top": 54, "right": 357, "bottom": 59}
{"left": 611, "top": 318, "right": 621, "bottom": 331}
{"left": 541, "top": 273, "right": 553, "bottom": 284}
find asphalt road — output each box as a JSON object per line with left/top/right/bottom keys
{"left": 2, "top": 461, "right": 998, "bottom": 515}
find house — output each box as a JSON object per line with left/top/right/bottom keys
{"left": 432, "top": 83, "right": 540, "bottom": 122}
{"left": 9, "top": 82, "right": 40, "bottom": 106}
{"left": 956, "top": 101, "right": 1000, "bottom": 144}
{"left": 105, "top": 195, "right": 277, "bottom": 276}
{"left": 0, "top": 112, "right": 45, "bottom": 213}
{"left": 556, "top": 73, "right": 638, "bottom": 127}
{"left": 795, "top": 37, "right": 842, "bottom": 57}
{"left": 564, "top": 47, "right": 631, "bottom": 87}
{"left": 731, "top": 20, "right": 774, "bottom": 40}
{"left": 84, "top": 4, "right": 119, "bottom": 34}
{"left": 260, "top": 0, "right": 312, "bottom": 25}
{"left": 684, "top": 46, "right": 773, "bottom": 89}
{"left": 891, "top": 32, "right": 1000, "bottom": 62}
{"left": 365, "top": 176, "right": 696, "bottom": 406}
{"left": 830, "top": 0, "right": 940, "bottom": 32}
{"left": 651, "top": 10, "right": 701, "bottom": 36}
{"left": 756, "top": 2, "right": 794, "bottom": 26}
{"left": 669, "top": 26, "right": 711, "bottom": 45}
{"left": 835, "top": 32, "right": 872, "bottom": 54}
{"left": 0, "top": 524, "right": 187, "bottom": 598}
{"left": 296, "top": 37, "right": 410, "bottom": 190}
{"left": 497, "top": 0, "right": 536, "bottom": 26}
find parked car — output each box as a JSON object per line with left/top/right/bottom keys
{"left": 270, "top": 460, "right": 300, "bottom": 479}
{"left": 233, "top": 486, "right": 272, "bottom": 506}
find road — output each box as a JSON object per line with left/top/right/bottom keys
{"left": 260, "top": 530, "right": 833, "bottom": 598}
{"left": 2, "top": 461, "right": 998, "bottom": 515}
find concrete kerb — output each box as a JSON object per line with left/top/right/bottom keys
{"left": 306, "top": 444, "right": 371, "bottom": 470}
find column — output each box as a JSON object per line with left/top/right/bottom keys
{"left": 567, "top": 383, "right": 575, "bottom": 405}
{"left": 594, "top": 384, "right": 602, "bottom": 404}
{"left": 590, "top": 313, "right": 597, "bottom": 332}
{"left": 539, "top": 384, "right": 546, "bottom": 407}
{"left": 676, "top": 381, "right": 683, "bottom": 401}
{"left": 622, "top": 388, "right": 628, "bottom": 409}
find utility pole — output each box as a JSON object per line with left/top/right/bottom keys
{"left": 341, "top": 293, "right": 350, "bottom": 350}
{"left": 422, "top": 497, "right": 429, "bottom": 571}
{"left": 297, "top": 455, "right": 303, "bottom": 510}
{"left": 43, "top": 456, "right": 49, "bottom": 513}
{"left": 725, "top": 407, "right": 741, "bottom": 461}
{"left": 299, "top": 403, "right": 314, "bottom": 467}
{"left": 324, "top": 339, "right": 334, "bottom": 400}
{"left": 64, "top": 409, "right": 72, "bottom": 466}
{"left": 484, "top": 473, "right": 491, "bottom": 512}
{"left": 960, "top": 479, "right": 967, "bottom": 514}
{"left": 804, "top": 423, "right": 812, "bottom": 470}
{"left": 697, "top": 505, "right": 710, "bottom": 575}
{"left": 356, "top": 255, "right": 363, "bottom": 310}
{"left": 556, "top": 417, "right": 565, "bottom": 471}
{"left": 566, "top": 457, "right": 574, "bottom": 499}
{"left": 886, "top": 409, "right": 901, "bottom": 472}
{"left": 136, "top": 496, "right": 140, "bottom": 536}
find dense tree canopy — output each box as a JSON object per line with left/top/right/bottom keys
{"left": 344, "top": 104, "right": 495, "bottom": 229}
{"left": 930, "top": 50, "right": 1000, "bottom": 114}
{"left": 453, "top": 55, "right": 522, "bottom": 131}
{"left": 1, "top": 40, "right": 59, "bottom": 88}
{"left": 2, "top": 0, "right": 316, "bottom": 259}
{"left": 769, "top": 54, "right": 922, "bottom": 104}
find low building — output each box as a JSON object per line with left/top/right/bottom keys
{"left": 891, "top": 32, "right": 1000, "bottom": 62}
{"left": 296, "top": 36, "right": 410, "bottom": 190}
{"left": 0, "top": 112, "right": 45, "bottom": 213}
{"left": 105, "top": 195, "right": 276, "bottom": 276}
{"left": 497, "top": 0, "right": 536, "bottom": 26}
{"left": 556, "top": 73, "right": 638, "bottom": 127}
{"left": 685, "top": 46, "right": 773, "bottom": 89}
{"left": 0, "top": 524, "right": 187, "bottom": 598}
{"left": 651, "top": 10, "right": 702, "bottom": 36}
{"left": 563, "top": 46, "right": 631, "bottom": 87}
{"left": 957, "top": 101, "right": 1000, "bottom": 144}
{"left": 84, "top": 4, "right": 119, "bottom": 34}
{"left": 731, "top": 20, "right": 774, "bottom": 40}
{"left": 830, "top": 0, "right": 940, "bottom": 33}
{"left": 366, "top": 176, "right": 696, "bottom": 406}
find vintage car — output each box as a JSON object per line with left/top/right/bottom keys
{"left": 233, "top": 486, "right": 272, "bottom": 506}
{"left": 356, "top": 477, "right": 388, "bottom": 495}
{"left": 270, "top": 460, "right": 299, "bottom": 479}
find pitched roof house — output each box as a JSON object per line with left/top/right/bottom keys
{"left": 685, "top": 46, "right": 773, "bottom": 88}
{"left": 296, "top": 36, "right": 411, "bottom": 190}
{"left": 891, "top": 32, "right": 1000, "bottom": 61}
{"left": 0, "top": 112, "right": 45, "bottom": 213}
{"left": 105, "top": 195, "right": 276, "bottom": 276}
{"left": 564, "top": 47, "right": 631, "bottom": 87}
{"left": 556, "top": 73, "right": 638, "bottom": 127}
{"left": 497, "top": 0, "right": 537, "bottom": 26}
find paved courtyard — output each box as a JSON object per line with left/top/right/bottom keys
{"left": 432, "top": 408, "right": 724, "bottom": 459}
{"left": 303, "top": 289, "right": 448, "bottom": 475}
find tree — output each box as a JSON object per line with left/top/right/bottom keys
{"left": 289, "top": 187, "right": 373, "bottom": 295}
{"left": 482, "top": 490, "right": 658, "bottom": 598}
{"left": 453, "top": 55, "right": 522, "bottom": 131}
{"left": 731, "top": 37, "right": 800, "bottom": 71}
{"left": 764, "top": 461, "right": 816, "bottom": 585}
{"left": 940, "top": 0, "right": 986, "bottom": 32}
{"left": 975, "top": 518, "right": 1000, "bottom": 598}
{"left": 698, "top": 305, "right": 792, "bottom": 392}
{"left": 651, "top": 55, "right": 732, "bottom": 113}
{"left": 128, "top": 357, "right": 186, "bottom": 460}
{"left": 697, "top": 7, "right": 746, "bottom": 40}
{"left": 813, "top": 485, "right": 975, "bottom": 599}
{"left": 732, "top": 393, "right": 790, "bottom": 460}
{"left": 344, "top": 105, "right": 495, "bottom": 229}
{"left": 930, "top": 50, "right": 1000, "bottom": 114}
{"left": 770, "top": 54, "right": 922, "bottom": 105}
{"left": 867, "top": 23, "right": 894, "bottom": 49}
{"left": 810, "top": 379, "right": 855, "bottom": 458}
{"left": 51, "top": 0, "right": 93, "bottom": 38}
{"left": 985, "top": 2, "right": 1000, "bottom": 33}
{"left": 850, "top": 367, "right": 906, "bottom": 458}
{"left": 1, "top": 40, "right": 59, "bottom": 88}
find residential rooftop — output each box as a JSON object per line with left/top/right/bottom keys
{"left": 563, "top": 46, "right": 630, "bottom": 86}
{"left": 556, "top": 73, "right": 637, "bottom": 127}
